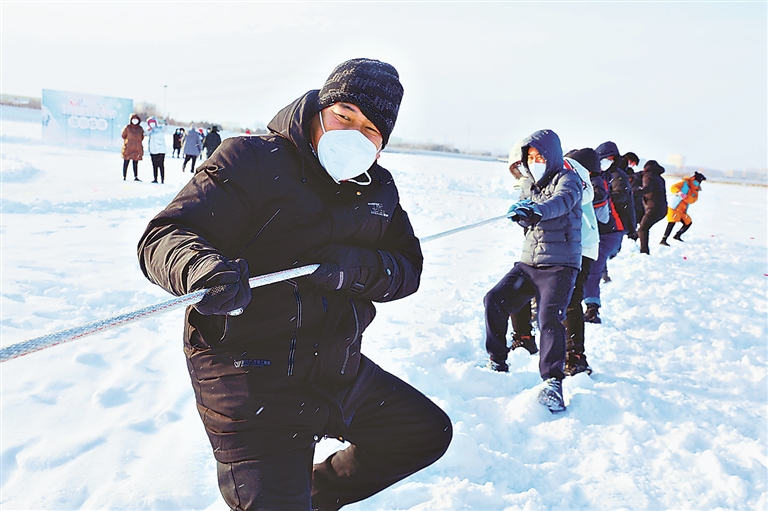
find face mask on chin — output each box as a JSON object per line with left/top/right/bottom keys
{"left": 316, "top": 113, "right": 378, "bottom": 186}
{"left": 527, "top": 161, "right": 547, "bottom": 182}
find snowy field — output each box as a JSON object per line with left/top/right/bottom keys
{"left": 1, "top": 113, "right": 767, "bottom": 510}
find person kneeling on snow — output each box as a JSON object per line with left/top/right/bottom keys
{"left": 483, "top": 129, "right": 582, "bottom": 413}
{"left": 660, "top": 171, "right": 706, "bottom": 245}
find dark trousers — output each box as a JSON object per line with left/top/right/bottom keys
{"left": 122, "top": 159, "right": 138, "bottom": 179}
{"left": 584, "top": 231, "right": 624, "bottom": 307}
{"left": 216, "top": 357, "right": 452, "bottom": 511}
{"left": 484, "top": 262, "right": 577, "bottom": 380}
{"left": 638, "top": 208, "right": 666, "bottom": 254}
{"left": 509, "top": 257, "right": 593, "bottom": 356}
{"left": 182, "top": 154, "right": 197, "bottom": 172}
{"left": 150, "top": 153, "right": 165, "bottom": 183}
{"left": 564, "top": 256, "right": 594, "bottom": 354}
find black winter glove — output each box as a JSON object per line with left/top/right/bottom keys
{"left": 188, "top": 256, "right": 252, "bottom": 315}
{"left": 305, "top": 244, "right": 381, "bottom": 295}
{"left": 307, "top": 262, "right": 343, "bottom": 291}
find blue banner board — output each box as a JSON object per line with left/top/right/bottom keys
{"left": 42, "top": 89, "right": 133, "bottom": 149}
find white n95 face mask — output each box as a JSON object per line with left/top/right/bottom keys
{"left": 316, "top": 114, "right": 378, "bottom": 185}
{"left": 600, "top": 158, "right": 613, "bottom": 171}
{"left": 527, "top": 162, "right": 547, "bottom": 182}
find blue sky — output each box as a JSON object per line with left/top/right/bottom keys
{"left": 2, "top": 1, "right": 766, "bottom": 171}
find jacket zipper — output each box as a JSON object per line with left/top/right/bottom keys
{"left": 341, "top": 299, "right": 360, "bottom": 375}
{"left": 287, "top": 280, "right": 302, "bottom": 376}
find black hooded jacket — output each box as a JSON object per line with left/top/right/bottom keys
{"left": 137, "top": 90, "right": 423, "bottom": 462}
{"left": 636, "top": 160, "right": 668, "bottom": 215}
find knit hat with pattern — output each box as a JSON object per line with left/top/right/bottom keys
{"left": 318, "top": 58, "right": 404, "bottom": 147}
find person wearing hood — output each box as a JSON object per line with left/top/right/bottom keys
{"left": 181, "top": 124, "right": 203, "bottom": 172}
{"left": 146, "top": 116, "right": 167, "bottom": 184}
{"left": 203, "top": 125, "right": 222, "bottom": 159}
{"left": 121, "top": 113, "right": 144, "bottom": 181}
{"left": 137, "top": 58, "right": 451, "bottom": 511}
{"left": 584, "top": 142, "right": 632, "bottom": 323}
{"left": 660, "top": 171, "right": 706, "bottom": 245}
{"left": 483, "top": 129, "right": 582, "bottom": 413}
{"left": 635, "top": 160, "right": 668, "bottom": 253}
{"left": 596, "top": 141, "right": 637, "bottom": 241}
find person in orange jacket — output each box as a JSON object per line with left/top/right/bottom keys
{"left": 660, "top": 171, "right": 706, "bottom": 245}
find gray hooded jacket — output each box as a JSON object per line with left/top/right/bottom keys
{"left": 518, "top": 130, "right": 582, "bottom": 270}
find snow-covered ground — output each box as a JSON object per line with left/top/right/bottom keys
{"left": 1, "top": 113, "right": 767, "bottom": 510}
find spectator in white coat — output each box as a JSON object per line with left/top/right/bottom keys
{"left": 146, "top": 116, "right": 167, "bottom": 184}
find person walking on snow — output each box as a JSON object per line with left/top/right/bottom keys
{"left": 483, "top": 129, "right": 582, "bottom": 413}
{"left": 138, "top": 58, "right": 451, "bottom": 511}
{"left": 635, "top": 160, "right": 668, "bottom": 253}
{"left": 146, "top": 116, "right": 167, "bottom": 184}
{"left": 203, "top": 125, "right": 222, "bottom": 159}
{"left": 660, "top": 171, "right": 706, "bottom": 245}
{"left": 121, "top": 113, "right": 144, "bottom": 181}
{"left": 181, "top": 124, "right": 202, "bottom": 172}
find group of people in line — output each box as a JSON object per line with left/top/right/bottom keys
{"left": 120, "top": 118, "right": 223, "bottom": 183}
{"left": 484, "top": 134, "right": 706, "bottom": 414}
{"left": 134, "top": 58, "right": 707, "bottom": 510}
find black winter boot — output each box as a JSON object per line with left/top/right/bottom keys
{"left": 510, "top": 333, "right": 538, "bottom": 355}
{"left": 584, "top": 303, "right": 601, "bottom": 324}
{"left": 564, "top": 352, "right": 593, "bottom": 377}
{"left": 673, "top": 222, "right": 691, "bottom": 241}
{"left": 660, "top": 222, "right": 675, "bottom": 246}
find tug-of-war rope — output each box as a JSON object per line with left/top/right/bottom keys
{"left": 0, "top": 213, "right": 512, "bottom": 363}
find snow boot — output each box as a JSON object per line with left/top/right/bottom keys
{"left": 660, "top": 222, "right": 675, "bottom": 246}
{"left": 538, "top": 378, "right": 566, "bottom": 413}
{"left": 510, "top": 333, "right": 538, "bottom": 355}
{"left": 584, "top": 303, "right": 601, "bottom": 324}
{"left": 673, "top": 222, "right": 691, "bottom": 241}
{"left": 564, "top": 352, "right": 592, "bottom": 377}
{"left": 488, "top": 359, "right": 509, "bottom": 373}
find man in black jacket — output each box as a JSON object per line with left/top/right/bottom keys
{"left": 138, "top": 58, "right": 451, "bottom": 511}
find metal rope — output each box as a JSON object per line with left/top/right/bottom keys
{"left": 2, "top": 211, "right": 514, "bottom": 363}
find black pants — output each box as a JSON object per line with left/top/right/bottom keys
{"left": 509, "top": 257, "right": 593, "bottom": 356}
{"left": 150, "top": 153, "right": 165, "bottom": 183}
{"left": 564, "top": 256, "right": 594, "bottom": 354}
{"left": 122, "top": 159, "right": 138, "bottom": 179}
{"left": 172, "top": 147, "right": 181, "bottom": 158}
{"left": 484, "top": 262, "right": 577, "bottom": 380}
{"left": 182, "top": 154, "right": 197, "bottom": 173}
{"left": 216, "top": 357, "right": 452, "bottom": 511}
{"left": 638, "top": 208, "right": 666, "bottom": 253}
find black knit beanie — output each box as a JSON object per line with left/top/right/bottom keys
{"left": 566, "top": 147, "right": 600, "bottom": 175}
{"left": 318, "top": 58, "right": 404, "bottom": 147}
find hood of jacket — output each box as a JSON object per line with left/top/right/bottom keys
{"left": 521, "top": 129, "right": 564, "bottom": 188}
{"left": 643, "top": 160, "right": 665, "bottom": 175}
{"left": 129, "top": 113, "right": 141, "bottom": 124}
{"left": 566, "top": 147, "right": 600, "bottom": 176}
{"left": 596, "top": 141, "right": 620, "bottom": 160}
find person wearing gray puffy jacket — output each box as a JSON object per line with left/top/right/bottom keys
{"left": 483, "top": 129, "right": 582, "bottom": 413}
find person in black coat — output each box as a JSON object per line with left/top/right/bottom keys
{"left": 172, "top": 128, "right": 184, "bottom": 158}
{"left": 137, "top": 59, "right": 451, "bottom": 511}
{"left": 202, "top": 125, "right": 222, "bottom": 159}
{"left": 636, "top": 160, "right": 669, "bottom": 253}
